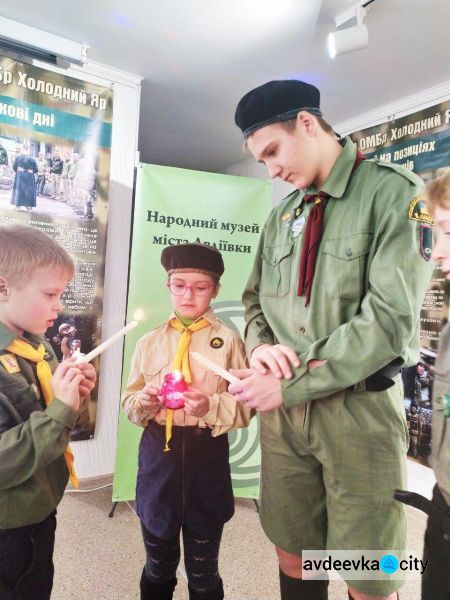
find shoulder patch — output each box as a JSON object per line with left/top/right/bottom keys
{"left": 409, "top": 195, "right": 433, "bottom": 225}
{"left": 419, "top": 225, "right": 433, "bottom": 260}
{"left": 0, "top": 353, "right": 21, "bottom": 374}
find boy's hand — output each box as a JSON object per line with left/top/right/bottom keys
{"left": 52, "top": 359, "right": 84, "bottom": 412}
{"left": 183, "top": 387, "right": 209, "bottom": 418}
{"left": 228, "top": 368, "right": 283, "bottom": 412}
{"left": 250, "top": 343, "right": 300, "bottom": 379}
{"left": 137, "top": 384, "right": 163, "bottom": 412}
{"left": 77, "top": 362, "right": 96, "bottom": 399}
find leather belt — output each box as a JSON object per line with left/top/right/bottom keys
{"left": 364, "top": 363, "right": 401, "bottom": 391}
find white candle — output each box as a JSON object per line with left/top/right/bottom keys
{"left": 75, "top": 321, "right": 138, "bottom": 364}
{"left": 190, "top": 351, "right": 240, "bottom": 383}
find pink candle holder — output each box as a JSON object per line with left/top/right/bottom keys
{"left": 160, "top": 371, "right": 187, "bottom": 409}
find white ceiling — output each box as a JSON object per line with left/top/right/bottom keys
{"left": 0, "top": 1, "right": 449, "bottom": 172}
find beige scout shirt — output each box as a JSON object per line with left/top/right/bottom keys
{"left": 122, "top": 308, "right": 251, "bottom": 436}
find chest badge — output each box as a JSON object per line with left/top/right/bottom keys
{"left": 210, "top": 337, "right": 224, "bottom": 349}
{"left": 281, "top": 211, "right": 293, "bottom": 229}
{"left": 290, "top": 215, "right": 306, "bottom": 238}
{"left": 0, "top": 353, "right": 21, "bottom": 374}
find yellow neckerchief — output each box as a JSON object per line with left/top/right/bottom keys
{"left": 164, "top": 316, "right": 210, "bottom": 451}
{"left": 6, "top": 338, "right": 78, "bottom": 488}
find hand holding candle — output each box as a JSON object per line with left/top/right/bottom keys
{"left": 75, "top": 320, "right": 138, "bottom": 364}
{"left": 190, "top": 351, "right": 240, "bottom": 383}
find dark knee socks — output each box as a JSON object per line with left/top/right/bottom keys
{"left": 140, "top": 568, "right": 177, "bottom": 600}
{"left": 188, "top": 577, "right": 224, "bottom": 600}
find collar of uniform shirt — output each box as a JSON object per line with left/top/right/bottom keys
{"left": 311, "top": 137, "right": 360, "bottom": 200}
{"left": 162, "top": 307, "right": 218, "bottom": 332}
{"left": 0, "top": 321, "right": 21, "bottom": 351}
{"left": 0, "top": 322, "right": 42, "bottom": 351}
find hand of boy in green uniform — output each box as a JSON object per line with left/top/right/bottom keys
{"left": 183, "top": 388, "right": 209, "bottom": 418}
{"left": 77, "top": 362, "right": 96, "bottom": 399}
{"left": 251, "top": 343, "right": 300, "bottom": 379}
{"left": 52, "top": 359, "right": 84, "bottom": 411}
{"left": 228, "top": 369, "right": 283, "bottom": 412}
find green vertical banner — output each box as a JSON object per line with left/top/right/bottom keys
{"left": 113, "top": 164, "right": 272, "bottom": 501}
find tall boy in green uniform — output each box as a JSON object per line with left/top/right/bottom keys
{"left": 229, "top": 80, "right": 432, "bottom": 600}
{"left": 0, "top": 224, "right": 96, "bottom": 599}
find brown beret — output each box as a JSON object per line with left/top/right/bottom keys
{"left": 161, "top": 243, "right": 224, "bottom": 279}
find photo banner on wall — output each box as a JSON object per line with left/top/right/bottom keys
{"left": 350, "top": 100, "right": 450, "bottom": 467}
{"left": 0, "top": 56, "right": 113, "bottom": 440}
{"left": 113, "top": 163, "right": 272, "bottom": 502}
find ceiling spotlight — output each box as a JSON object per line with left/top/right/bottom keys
{"left": 328, "top": 1, "right": 374, "bottom": 58}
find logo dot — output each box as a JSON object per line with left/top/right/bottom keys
{"left": 380, "top": 554, "right": 399, "bottom": 574}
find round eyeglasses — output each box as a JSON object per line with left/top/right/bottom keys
{"left": 167, "top": 282, "right": 214, "bottom": 297}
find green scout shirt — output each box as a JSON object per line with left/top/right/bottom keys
{"left": 430, "top": 322, "right": 450, "bottom": 505}
{"left": 0, "top": 322, "right": 79, "bottom": 529}
{"left": 243, "top": 138, "right": 433, "bottom": 408}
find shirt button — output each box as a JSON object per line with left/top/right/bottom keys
{"left": 298, "top": 326, "right": 306, "bottom": 334}
{"left": 345, "top": 248, "right": 352, "bottom": 257}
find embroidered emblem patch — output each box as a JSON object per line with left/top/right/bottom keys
{"left": 0, "top": 353, "right": 21, "bottom": 374}
{"left": 419, "top": 225, "right": 432, "bottom": 261}
{"left": 210, "top": 337, "right": 224, "bottom": 349}
{"left": 408, "top": 195, "right": 433, "bottom": 225}
{"left": 281, "top": 212, "right": 292, "bottom": 229}
{"left": 290, "top": 215, "right": 306, "bottom": 238}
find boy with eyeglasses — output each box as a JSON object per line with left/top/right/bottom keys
{"left": 122, "top": 242, "right": 252, "bottom": 600}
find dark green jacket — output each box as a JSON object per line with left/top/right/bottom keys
{"left": 0, "top": 322, "right": 79, "bottom": 528}
{"left": 243, "top": 138, "right": 433, "bottom": 408}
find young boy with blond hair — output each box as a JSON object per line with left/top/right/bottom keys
{"left": 0, "top": 224, "right": 96, "bottom": 599}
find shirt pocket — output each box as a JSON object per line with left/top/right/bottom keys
{"left": 193, "top": 345, "right": 228, "bottom": 394}
{"left": 142, "top": 355, "right": 170, "bottom": 389}
{"left": 322, "top": 232, "right": 372, "bottom": 298}
{"left": 260, "top": 241, "right": 294, "bottom": 298}
{"left": 0, "top": 381, "right": 40, "bottom": 426}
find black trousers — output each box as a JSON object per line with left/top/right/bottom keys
{"left": 422, "top": 485, "right": 450, "bottom": 600}
{"left": 0, "top": 512, "right": 56, "bottom": 600}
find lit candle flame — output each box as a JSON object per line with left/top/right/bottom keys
{"left": 133, "top": 307, "right": 146, "bottom": 322}
{"left": 173, "top": 369, "right": 183, "bottom": 381}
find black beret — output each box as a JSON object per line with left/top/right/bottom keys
{"left": 161, "top": 243, "right": 224, "bottom": 279}
{"left": 235, "top": 80, "right": 322, "bottom": 138}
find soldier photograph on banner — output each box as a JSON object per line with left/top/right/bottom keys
{"left": 0, "top": 55, "right": 114, "bottom": 440}
{"left": 350, "top": 100, "right": 450, "bottom": 467}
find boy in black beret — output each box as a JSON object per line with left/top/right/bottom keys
{"left": 122, "top": 242, "right": 251, "bottom": 600}
{"left": 230, "top": 80, "right": 432, "bottom": 600}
